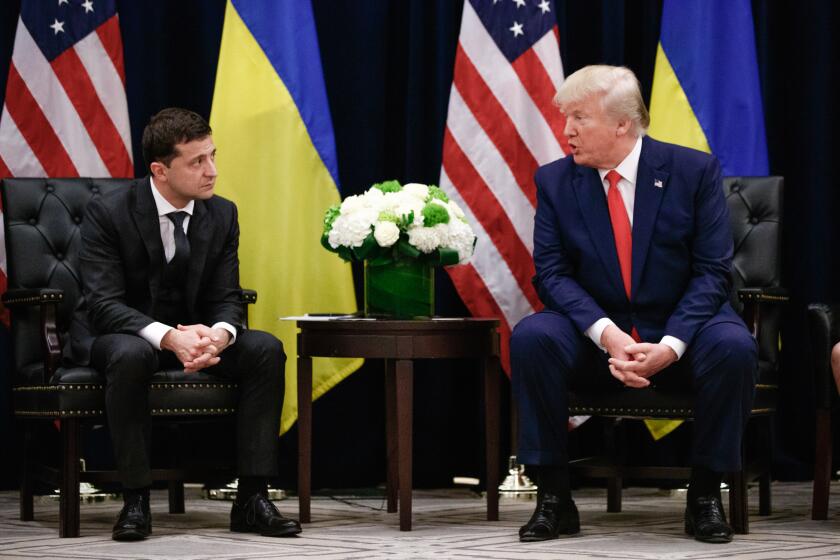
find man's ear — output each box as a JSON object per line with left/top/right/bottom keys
{"left": 615, "top": 118, "right": 631, "bottom": 137}
{"left": 149, "top": 161, "right": 166, "bottom": 180}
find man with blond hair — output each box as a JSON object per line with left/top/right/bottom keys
{"left": 512, "top": 65, "right": 756, "bottom": 544}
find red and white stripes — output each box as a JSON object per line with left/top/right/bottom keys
{"left": 0, "top": 15, "right": 132, "bottom": 178}
{"left": 0, "top": 12, "right": 132, "bottom": 324}
{"left": 440, "top": 1, "right": 567, "bottom": 372}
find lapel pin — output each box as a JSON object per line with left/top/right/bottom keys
{"left": 654, "top": 179, "right": 663, "bottom": 189}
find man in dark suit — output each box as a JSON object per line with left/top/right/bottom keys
{"left": 512, "top": 66, "right": 756, "bottom": 544}
{"left": 75, "top": 108, "right": 300, "bottom": 541}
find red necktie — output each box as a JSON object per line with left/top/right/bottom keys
{"left": 606, "top": 170, "right": 641, "bottom": 342}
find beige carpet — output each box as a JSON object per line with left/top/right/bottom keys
{"left": 1, "top": 483, "right": 839, "bottom": 559}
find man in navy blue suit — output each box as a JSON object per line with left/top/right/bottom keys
{"left": 513, "top": 65, "right": 757, "bottom": 544}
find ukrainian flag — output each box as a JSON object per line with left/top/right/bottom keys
{"left": 210, "top": 0, "right": 361, "bottom": 434}
{"left": 646, "top": 0, "right": 769, "bottom": 440}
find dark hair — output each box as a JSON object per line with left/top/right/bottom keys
{"left": 141, "top": 108, "right": 212, "bottom": 168}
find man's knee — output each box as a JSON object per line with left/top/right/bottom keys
{"left": 694, "top": 323, "right": 757, "bottom": 385}
{"left": 94, "top": 334, "right": 156, "bottom": 381}
{"left": 94, "top": 334, "right": 156, "bottom": 371}
{"left": 238, "top": 330, "right": 285, "bottom": 362}
{"left": 511, "top": 311, "right": 583, "bottom": 380}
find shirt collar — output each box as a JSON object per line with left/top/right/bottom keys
{"left": 597, "top": 135, "right": 643, "bottom": 186}
{"left": 149, "top": 177, "right": 194, "bottom": 217}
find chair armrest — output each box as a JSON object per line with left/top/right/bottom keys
{"left": 1, "top": 288, "right": 64, "bottom": 383}
{"left": 1, "top": 288, "right": 64, "bottom": 307}
{"left": 808, "top": 303, "right": 839, "bottom": 410}
{"left": 737, "top": 287, "right": 787, "bottom": 338}
{"left": 240, "top": 289, "right": 257, "bottom": 305}
{"left": 737, "top": 287, "right": 789, "bottom": 303}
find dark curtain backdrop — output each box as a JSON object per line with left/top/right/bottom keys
{"left": 1, "top": 0, "right": 838, "bottom": 489}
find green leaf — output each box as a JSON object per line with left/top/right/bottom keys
{"left": 434, "top": 247, "right": 460, "bottom": 266}
{"left": 351, "top": 233, "right": 379, "bottom": 260}
{"left": 396, "top": 238, "right": 421, "bottom": 259}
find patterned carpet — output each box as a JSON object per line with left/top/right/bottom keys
{"left": 1, "top": 483, "right": 839, "bottom": 559}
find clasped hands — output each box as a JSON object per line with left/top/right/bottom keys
{"left": 600, "top": 324, "right": 677, "bottom": 388}
{"left": 161, "top": 324, "right": 231, "bottom": 373}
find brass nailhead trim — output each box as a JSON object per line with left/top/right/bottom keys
{"left": 4, "top": 293, "right": 64, "bottom": 305}
{"left": 15, "top": 383, "right": 237, "bottom": 392}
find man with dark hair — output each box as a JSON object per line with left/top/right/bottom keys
{"left": 513, "top": 66, "right": 756, "bottom": 544}
{"left": 71, "top": 107, "right": 300, "bottom": 541}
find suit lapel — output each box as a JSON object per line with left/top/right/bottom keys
{"left": 631, "top": 138, "right": 668, "bottom": 297}
{"left": 132, "top": 178, "right": 165, "bottom": 295}
{"left": 185, "top": 200, "right": 211, "bottom": 310}
{"left": 573, "top": 166, "right": 626, "bottom": 298}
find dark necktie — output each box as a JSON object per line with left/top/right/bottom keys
{"left": 605, "top": 170, "right": 640, "bottom": 342}
{"left": 167, "top": 211, "right": 190, "bottom": 277}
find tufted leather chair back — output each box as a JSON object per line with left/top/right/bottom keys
{"left": 724, "top": 176, "right": 783, "bottom": 382}
{"left": 2, "top": 178, "right": 130, "bottom": 378}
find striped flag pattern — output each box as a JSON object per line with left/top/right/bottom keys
{"left": 0, "top": 0, "right": 133, "bottom": 322}
{"left": 440, "top": 0, "right": 567, "bottom": 372}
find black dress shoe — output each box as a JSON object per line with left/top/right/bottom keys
{"left": 685, "top": 495, "right": 733, "bottom": 543}
{"left": 519, "top": 493, "right": 580, "bottom": 542}
{"left": 112, "top": 494, "right": 151, "bottom": 541}
{"left": 231, "top": 492, "right": 302, "bottom": 537}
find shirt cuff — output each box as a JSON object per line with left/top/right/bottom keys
{"left": 585, "top": 318, "right": 615, "bottom": 352}
{"left": 212, "top": 322, "right": 237, "bottom": 346}
{"left": 659, "top": 335, "right": 687, "bottom": 360}
{"left": 138, "top": 322, "right": 173, "bottom": 350}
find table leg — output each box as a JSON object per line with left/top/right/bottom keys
{"left": 396, "top": 359, "right": 413, "bottom": 531}
{"left": 297, "top": 356, "right": 312, "bottom": 523}
{"left": 384, "top": 359, "right": 398, "bottom": 513}
{"left": 484, "top": 356, "right": 500, "bottom": 521}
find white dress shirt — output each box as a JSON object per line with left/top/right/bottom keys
{"left": 582, "top": 136, "right": 687, "bottom": 360}
{"left": 137, "top": 178, "right": 237, "bottom": 350}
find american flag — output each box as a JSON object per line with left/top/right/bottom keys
{"left": 0, "top": 0, "right": 132, "bottom": 323}
{"left": 440, "top": 0, "right": 567, "bottom": 373}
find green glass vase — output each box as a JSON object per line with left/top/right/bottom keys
{"left": 364, "top": 260, "right": 434, "bottom": 319}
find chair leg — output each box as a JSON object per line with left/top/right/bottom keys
{"left": 168, "top": 481, "right": 185, "bottom": 514}
{"left": 167, "top": 425, "right": 185, "bottom": 514}
{"left": 758, "top": 472, "right": 771, "bottom": 516}
{"left": 728, "top": 469, "right": 749, "bottom": 534}
{"left": 605, "top": 418, "right": 623, "bottom": 513}
{"left": 812, "top": 408, "right": 832, "bottom": 520}
{"left": 59, "top": 418, "right": 81, "bottom": 538}
{"left": 19, "top": 424, "right": 34, "bottom": 521}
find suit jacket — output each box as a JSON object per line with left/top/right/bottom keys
{"left": 67, "top": 177, "right": 244, "bottom": 365}
{"left": 532, "top": 135, "right": 741, "bottom": 347}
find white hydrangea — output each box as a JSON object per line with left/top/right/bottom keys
{"left": 401, "top": 183, "right": 429, "bottom": 200}
{"left": 447, "top": 199, "right": 466, "bottom": 220}
{"left": 438, "top": 218, "right": 476, "bottom": 263}
{"left": 407, "top": 225, "right": 441, "bottom": 253}
{"left": 373, "top": 220, "right": 400, "bottom": 247}
{"left": 328, "top": 207, "right": 378, "bottom": 248}
{"left": 383, "top": 191, "right": 425, "bottom": 226}
{"left": 326, "top": 181, "right": 476, "bottom": 265}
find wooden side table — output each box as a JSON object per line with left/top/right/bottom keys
{"left": 296, "top": 318, "right": 501, "bottom": 531}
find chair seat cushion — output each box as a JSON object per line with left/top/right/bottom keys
{"left": 13, "top": 363, "right": 239, "bottom": 418}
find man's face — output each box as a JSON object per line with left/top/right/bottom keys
{"left": 561, "top": 93, "right": 627, "bottom": 169}
{"left": 155, "top": 136, "right": 217, "bottom": 206}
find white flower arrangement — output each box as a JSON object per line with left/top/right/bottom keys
{"left": 322, "top": 180, "right": 476, "bottom": 266}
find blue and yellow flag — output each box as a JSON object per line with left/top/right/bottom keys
{"left": 646, "top": 0, "right": 769, "bottom": 440}
{"left": 649, "top": 0, "right": 769, "bottom": 175}
{"left": 210, "top": 0, "right": 361, "bottom": 434}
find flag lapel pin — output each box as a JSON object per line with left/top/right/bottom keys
{"left": 654, "top": 179, "right": 663, "bottom": 189}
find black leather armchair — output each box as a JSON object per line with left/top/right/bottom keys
{"left": 567, "top": 176, "right": 785, "bottom": 534}
{"left": 1, "top": 178, "right": 255, "bottom": 537}
{"left": 807, "top": 303, "right": 839, "bottom": 519}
